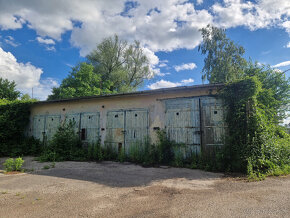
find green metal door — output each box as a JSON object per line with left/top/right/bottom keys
{"left": 106, "top": 111, "right": 125, "bottom": 151}
{"left": 200, "top": 97, "right": 226, "bottom": 156}
{"left": 33, "top": 115, "right": 45, "bottom": 141}
{"left": 80, "top": 112, "right": 100, "bottom": 143}
{"left": 125, "top": 109, "right": 148, "bottom": 153}
{"left": 45, "top": 115, "right": 61, "bottom": 141}
{"left": 165, "top": 98, "right": 201, "bottom": 155}
{"left": 66, "top": 113, "right": 80, "bottom": 135}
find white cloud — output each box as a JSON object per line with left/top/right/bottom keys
{"left": 0, "top": 0, "right": 289, "bottom": 60}
{"left": 174, "top": 63, "right": 197, "bottom": 72}
{"left": 285, "top": 42, "right": 290, "bottom": 48}
{"left": 4, "top": 36, "right": 20, "bottom": 47}
{"left": 196, "top": 0, "right": 203, "bottom": 5}
{"left": 272, "top": 60, "right": 290, "bottom": 68}
{"left": 148, "top": 78, "right": 194, "bottom": 89}
{"left": 36, "top": 37, "right": 55, "bottom": 45}
{"left": 0, "top": 47, "right": 57, "bottom": 100}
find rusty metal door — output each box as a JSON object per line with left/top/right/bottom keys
{"left": 66, "top": 113, "right": 80, "bottom": 135}
{"left": 106, "top": 111, "right": 125, "bottom": 150}
{"left": 80, "top": 112, "right": 100, "bottom": 143}
{"left": 33, "top": 115, "right": 45, "bottom": 141}
{"left": 200, "top": 97, "right": 226, "bottom": 156}
{"left": 165, "top": 98, "right": 201, "bottom": 155}
{"left": 45, "top": 115, "right": 61, "bottom": 141}
{"left": 106, "top": 109, "right": 148, "bottom": 152}
{"left": 125, "top": 109, "right": 148, "bottom": 153}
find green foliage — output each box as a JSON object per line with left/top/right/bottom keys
{"left": 39, "top": 121, "right": 83, "bottom": 161}
{"left": 48, "top": 63, "right": 110, "bottom": 100}
{"left": 3, "top": 158, "right": 14, "bottom": 172}
{"left": 4, "top": 157, "right": 24, "bottom": 172}
{"left": 220, "top": 76, "right": 290, "bottom": 178}
{"left": 87, "top": 35, "right": 150, "bottom": 93}
{"left": 14, "top": 157, "right": 24, "bottom": 171}
{"left": 198, "top": 25, "right": 247, "bottom": 83}
{"left": 48, "top": 35, "right": 151, "bottom": 100}
{"left": 0, "top": 100, "right": 41, "bottom": 157}
{"left": 0, "top": 78, "right": 20, "bottom": 101}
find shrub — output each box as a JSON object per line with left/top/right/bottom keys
{"left": 39, "top": 121, "right": 83, "bottom": 161}
{"left": 0, "top": 100, "right": 37, "bottom": 157}
{"left": 3, "top": 158, "right": 14, "bottom": 172}
{"left": 3, "top": 157, "right": 24, "bottom": 172}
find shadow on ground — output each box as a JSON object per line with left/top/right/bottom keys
{"left": 0, "top": 157, "right": 222, "bottom": 188}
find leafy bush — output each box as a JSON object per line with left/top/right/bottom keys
{"left": 220, "top": 76, "right": 290, "bottom": 179}
{"left": 0, "top": 100, "right": 39, "bottom": 157}
{"left": 39, "top": 121, "right": 83, "bottom": 161}
{"left": 3, "top": 157, "right": 24, "bottom": 172}
{"left": 3, "top": 158, "right": 14, "bottom": 172}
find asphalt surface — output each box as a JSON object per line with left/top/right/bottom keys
{"left": 0, "top": 157, "right": 289, "bottom": 218}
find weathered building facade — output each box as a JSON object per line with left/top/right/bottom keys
{"left": 28, "top": 84, "right": 226, "bottom": 155}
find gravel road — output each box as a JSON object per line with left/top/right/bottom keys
{"left": 0, "top": 157, "right": 289, "bottom": 218}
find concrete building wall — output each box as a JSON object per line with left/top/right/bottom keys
{"left": 28, "top": 85, "right": 225, "bottom": 154}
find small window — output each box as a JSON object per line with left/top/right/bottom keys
{"left": 62, "top": 108, "right": 65, "bottom": 111}
{"left": 88, "top": 116, "right": 91, "bottom": 119}
{"left": 38, "top": 119, "right": 40, "bottom": 121}
{"left": 73, "top": 117, "right": 75, "bottom": 121}
{"left": 115, "top": 114, "right": 118, "bottom": 118}
{"left": 135, "top": 114, "right": 137, "bottom": 117}
{"left": 51, "top": 118, "right": 54, "bottom": 121}
{"left": 176, "top": 112, "right": 179, "bottom": 116}
{"left": 81, "top": 128, "right": 86, "bottom": 140}
{"left": 214, "top": 111, "right": 218, "bottom": 114}
{"left": 134, "top": 131, "right": 136, "bottom": 138}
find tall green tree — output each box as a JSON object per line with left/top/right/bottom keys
{"left": 48, "top": 35, "right": 151, "bottom": 100}
{"left": 48, "top": 63, "right": 111, "bottom": 100}
{"left": 0, "top": 78, "right": 20, "bottom": 100}
{"left": 87, "top": 35, "right": 150, "bottom": 92}
{"left": 198, "top": 25, "right": 247, "bottom": 83}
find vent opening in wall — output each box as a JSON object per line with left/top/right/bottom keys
{"left": 214, "top": 111, "right": 218, "bottom": 114}
{"left": 81, "top": 128, "right": 86, "bottom": 140}
{"left": 89, "top": 116, "right": 91, "bottom": 119}
{"left": 135, "top": 114, "right": 137, "bottom": 117}
{"left": 62, "top": 108, "right": 65, "bottom": 111}
{"left": 176, "top": 112, "right": 179, "bottom": 116}
{"left": 51, "top": 118, "right": 53, "bottom": 121}
{"left": 115, "top": 114, "right": 118, "bottom": 118}
{"left": 118, "top": 143, "right": 122, "bottom": 152}
{"left": 73, "top": 117, "right": 75, "bottom": 121}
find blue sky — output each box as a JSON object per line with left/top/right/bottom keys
{"left": 0, "top": 0, "right": 289, "bottom": 101}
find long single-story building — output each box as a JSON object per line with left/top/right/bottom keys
{"left": 28, "top": 83, "right": 226, "bottom": 155}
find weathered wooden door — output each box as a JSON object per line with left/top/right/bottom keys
{"left": 125, "top": 109, "right": 148, "bottom": 153}
{"left": 106, "top": 111, "right": 125, "bottom": 150}
{"left": 80, "top": 112, "right": 100, "bottom": 143}
{"left": 33, "top": 115, "right": 45, "bottom": 141}
{"left": 45, "top": 115, "right": 61, "bottom": 141}
{"left": 165, "top": 98, "right": 201, "bottom": 155}
{"left": 200, "top": 97, "right": 226, "bottom": 156}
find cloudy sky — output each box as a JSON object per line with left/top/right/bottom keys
{"left": 0, "top": 0, "right": 289, "bottom": 101}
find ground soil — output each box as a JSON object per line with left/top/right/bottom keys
{"left": 0, "top": 157, "right": 289, "bottom": 218}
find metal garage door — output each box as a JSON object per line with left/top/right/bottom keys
{"left": 80, "top": 112, "right": 100, "bottom": 143}
{"left": 33, "top": 115, "right": 45, "bottom": 141}
{"left": 200, "top": 97, "right": 226, "bottom": 156}
{"left": 165, "top": 98, "right": 201, "bottom": 155}
{"left": 66, "top": 113, "right": 80, "bottom": 135}
{"left": 106, "top": 109, "right": 148, "bottom": 152}
{"left": 45, "top": 115, "right": 61, "bottom": 141}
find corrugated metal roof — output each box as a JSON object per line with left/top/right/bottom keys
{"left": 34, "top": 83, "right": 224, "bottom": 105}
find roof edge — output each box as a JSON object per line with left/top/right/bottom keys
{"left": 34, "top": 83, "right": 224, "bottom": 105}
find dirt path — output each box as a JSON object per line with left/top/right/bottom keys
{"left": 0, "top": 157, "right": 289, "bottom": 218}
